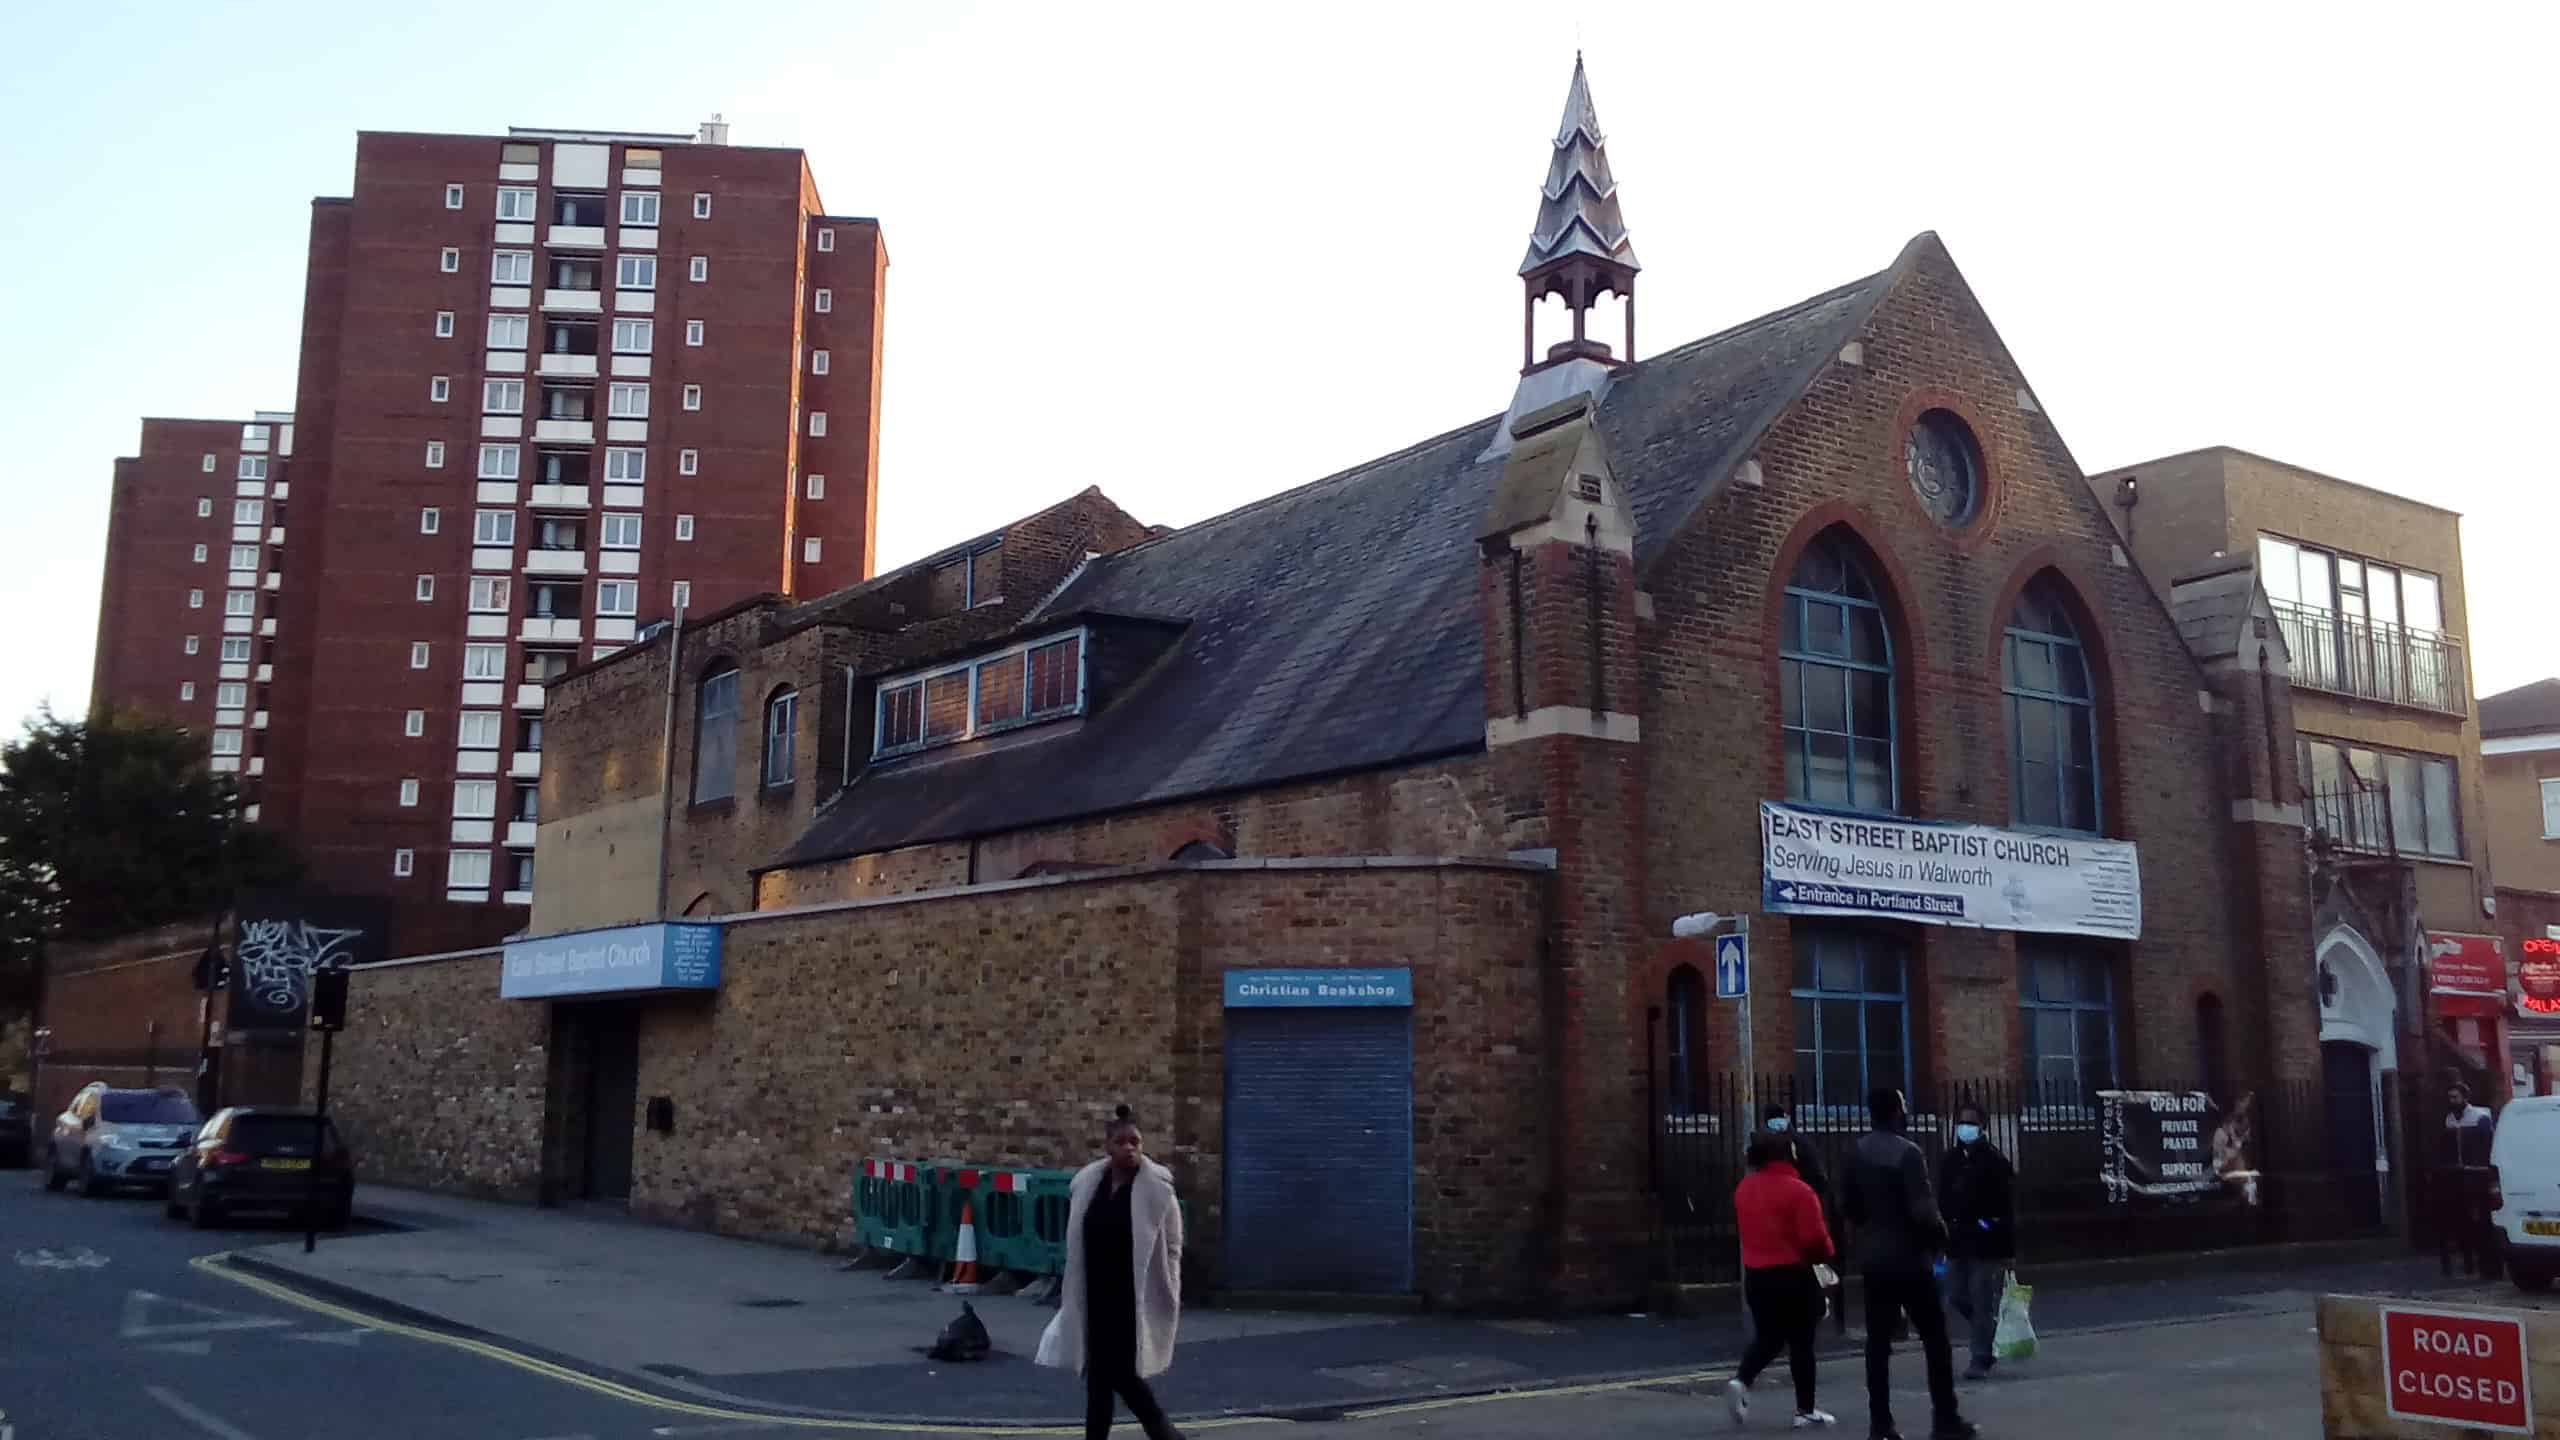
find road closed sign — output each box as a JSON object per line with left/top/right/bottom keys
{"left": 2382, "top": 1306, "right": 2531, "bottom": 1433}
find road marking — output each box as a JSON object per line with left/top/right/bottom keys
{"left": 287, "top": 1328, "right": 368, "bottom": 1346}
{"left": 14, "top": 1245, "right": 110, "bottom": 1269}
{"left": 144, "top": 1340, "right": 215, "bottom": 1356}
{"left": 146, "top": 1385, "right": 262, "bottom": 1440}
{"left": 653, "top": 1425, "right": 791, "bottom": 1437}
{"left": 122, "top": 1289, "right": 294, "bottom": 1340}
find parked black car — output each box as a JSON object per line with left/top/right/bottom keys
{"left": 0, "top": 1093, "right": 30, "bottom": 1168}
{"left": 165, "top": 1107, "right": 354, "bottom": 1229}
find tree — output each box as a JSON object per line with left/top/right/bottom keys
{"left": 0, "top": 707, "right": 299, "bottom": 1000}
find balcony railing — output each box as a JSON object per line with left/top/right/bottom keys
{"left": 2269, "top": 598, "right": 2465, "bottom": 714}
{"left": 2308, "top": 779, "right": 2398, "bottom": 858}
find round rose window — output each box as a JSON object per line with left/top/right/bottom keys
{"left": 1906, "top": 410, "right": 1983, "bottom": 527}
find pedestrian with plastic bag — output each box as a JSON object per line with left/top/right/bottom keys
{"left": 1037, "top": 1105, "right": 1187, "bottom": 1440}
{"left": 1937, "top": 1103, "right": 2018, "bottom": 1380}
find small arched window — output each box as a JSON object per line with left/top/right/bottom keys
{"left": 1665, "top": 965, "right": 1708, "bottom": 1116}
{"left": 762, "top": 686, "right": 798, "bottom": 789}
{"left": 692, "top": 661, "right": 740, "bottom": 803}
{"left": 1780, "top": 534, "right": 1896, "bottom": 811}
{"left": 2005, "top": 577, "right": 2099, "bottom": 832}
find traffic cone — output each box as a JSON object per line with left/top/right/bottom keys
{"left": 943, "top": 1201, "right": 983, "bottom": 1294}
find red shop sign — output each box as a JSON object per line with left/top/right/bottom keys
{"left": 2429, "top": 932, "right": 2508, "bottom": 996}
{"left": 2523, "top": 937, "right": 2560, "bottom": 1016}
{"left": 2383, "top": 1306, "right": 2532, "bottom": 1433}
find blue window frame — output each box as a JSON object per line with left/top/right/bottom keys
{"left": 1790, "top": 929, "right": 1909, "bottom": 1111}
{"left": 691, "top": 664, "right": 739, "bottom": 803}
{"left": 2021, "top": 942, "right": 2116, "bottom": 1101}
{"left": 1781, "top": 536, "right": 1896, "bottom": 811}
{"left": 2005, "top": 578, "right": 2099, "bottom": 831}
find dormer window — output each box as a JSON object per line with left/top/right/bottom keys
{"left": 871, "top": 629, "right": 1086, "bottom": 760}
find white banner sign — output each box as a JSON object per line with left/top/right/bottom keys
{"left": 1760, "top": 802, "right": 2141, "bottom": 939}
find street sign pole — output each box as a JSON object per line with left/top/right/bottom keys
{"left": 305, "top": 1024, "right": 333, "bottom": 1256}
{"left": 1737, "top": 914, "right": 1752, "bottom": 1106}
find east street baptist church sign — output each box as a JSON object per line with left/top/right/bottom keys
{"left": 1761, "top": 802, "right": 2142, "bottom": 941}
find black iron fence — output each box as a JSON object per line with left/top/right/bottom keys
{"left": 2269, "top": 598, "right": 2465, "bottom": 714}
{"left": 1653, "top": 1074, "right": 2387, "bottom": 1285}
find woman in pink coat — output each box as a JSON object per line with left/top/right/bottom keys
{"left": 1037, "top": 1105, "right": 1186, "bottom": 1439}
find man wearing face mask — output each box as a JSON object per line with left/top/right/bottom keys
{"left": 1937, "top": 1104, "right": 2016, "bottom": 1381}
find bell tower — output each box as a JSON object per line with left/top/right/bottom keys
{"left": 1519, "top": 53, "right": 1639, "bottom": 373}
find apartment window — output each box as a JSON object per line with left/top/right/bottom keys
{"left": 483, "top": 379, "right": 524, "bottom": 415}
{"left": 183, "top": 636, "right": 200, "bottom": 656}
{"left": 494, "top": 186, "right": 537, "bottom": 221}
{"left": 421, "top": 507, "right": 441, "bottom": 535}
{"left": 601, "top": 514, "right": 642, "bottom": 549}
{"left": 444, "top": 183, "right": 464, "bottom": 210}
{"left": 535, "top": 516, "right": 583, "bottom": 552}
{"left": 600, "top": 449, "right": 645, "bottom": 484}
{"left": 693, "top": 663, "right": 740, "bottom": 802}
{"left": 403, "top": 709, "right": 426, "bottom": 737}
{"left": 398, "top": 778, "right": 420, "bottom": 808}
{"left": 447, "top": 850, "right": 492, "bottom": 891}
{"left": 693, "top": 192, "right": 712, "bottom": 219}
{"left": 229, "top": 544, "right": 258, "bottom": 570}
{"left": 488, "top": 314, "right": 530, "bottom": 350}
{"left": 2542, "top": 777, "right": 2560, "bottom": 839}
{"left": 2299, "top": 737, "right": 2462, "bottom": 858}
{"left": 393, "top": 849, "right": 416, "bottom": 878}
{"left": 224, "top": 591, "right": 255, "bottom": 617}
{"left": 553, "top": 191, "right": 605, "bottom": 227}
{"left": 817, "top": 228, "right": 834, "bottom": 253}
{"left": 616, "top": 255, "right": 657, "bottom": 291}
{"left": 678, "top": 449, "right": 699, "bottom": 476}
{"left": 2006, "top": 577, "right": 2100, "bottom": 833}
{"left": 1791, "top": 928, "right": 1910, "bottom": 1110}
{"left": 612, "top": 318, "right": 653, "bottom": 353}
{"left": 806, "top": 473, "right": 825, "bottom": 500}
{"left": 435, "top": 310, "right": 456, "bottom": 339}
{"left": 193, "top": 544, "right": 209, "bottom": 564}
{"left": 463, "top": 647, "right": 510, "bottom": 686}
{"left": 675, "top": 515, "right": 695, "bottom": 541}
{"left": 213, "top": 682, "right": 246, "bottom": 710}
{"left": 430, "top": 376, "right": 451, "bottom": 404}
{"left": 596, "top": 580, "right": 638, "bottom": 616}
{"left": 440, "top": 248, "right": 460, "bottom": 273}
{"left": 514, "top": 784, "right": 540, "bottom": 822}
{"left": 407, "top": 642, "right": 430, "bottom": 669}
{"left": 475, "top": 510, "right": 515, "bottom": 546}
{"left": 811, "top": 349, "right": 829, "bottom": 375}
{"left": 492, "top": 250, "right": 533, "bottom": 285}
{"left": 1781, "top": 533, "right": 1897, "bottom": 813}
{"left": 763, "top": 687, "right": 798, "bottom": 787}
{"left": 523, "top": 650, "right": 573, "bottom": 684}
{"left": 672, "top": 580, "right": 692, "bottom": 610}
{"left": 682, "top": 385, "right": 702, "bottom": 411}
{"left": 238, "top": 455, "right": 268, "bottom": 481}
{"left": 2020, "top": 943, "right": 2117, "bottom": 1100}
{"left": 421, "top": 442, "right": 444, "bottom": 471}
{"left": 201, "top": 453, "right": 218, "bottom": 473}
{"left": 2259, "top": 535, "right": 2456, "bottom": 711}
{"left": 234, "top": 499, "right": 263, "bottom": 525}
{"left": 210, "top": 731, "right": 242, "bottom": 756}
{"left": 415, "top": 575, "right": 435, "bottom": 602}
{"left": 453, "top": 780, "right": 497, "bottom": 819}
{"left": 685, "top": 319, "right": 704, "bottom": 347}
{"left": 609, "top": 384, "right": 649, "bottom": 418}
{"left": 620, "top": 192, "right": 659, "bottom": 227}
{"left": 809, "top": 412, "right": 827, "bottom": 437}
{"left": 813, "top": 287, "right": 832, "bottom": 313}
{"left": 222, "top": 638, "right": 251, "bottom": 662}
{"left": 196, "top": 497, "right": 213, "bottom": 517}
{"left": 688, "top": 255, "right": 708, "bottom": 283}
{"left": 181, "top": 682, "right": 198, "bottom": 703}
{"left": 802, "top": 537, "right": 823, "bottom": 564}
{"left": 478, "top": 444, "right": 520, "bottom": 480}
{"left": 188, "top": 589, "right": 205, "bottom": 609}
{"left": 459, "top": 710, "right": 502, "bottom": 747}
{"left": 469, "top": 577, "right": 511, "bottom": 613}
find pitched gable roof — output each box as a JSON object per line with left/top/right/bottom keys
{"left": 770, "top": 251, "right": 1906, "bottom": 869}
{"left": 2482, "top": 678, "right": 2560, "bottom": 737}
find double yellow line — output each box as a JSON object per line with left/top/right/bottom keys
{"left": 194, "top": 1253, "right": 1719, "bottom": 1435}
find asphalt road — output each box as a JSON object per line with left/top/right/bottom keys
{"left": 0, "top": 1166, "right": 655, "bottom": 1440}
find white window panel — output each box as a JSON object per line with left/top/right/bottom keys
{"left": 447, "top": 850, "right": 492, "bottom": 890}
{"left": 224, "top": 592, "right": 255, "bottom": 617}
{"left": 453, "top": 779, "right": 498, "bottom": 818}
{"left": 470, "top": 576, "right": 512, "bottom": 612}
{"left": 393, "top": 848, "right": 416, "bottom": 878}
{"left": 426, "top": 441, "right": 447, "bottom": 468}
{"left": 210, "top": 730, "right": 242, "bottom": 756}
{"left": 621, "top": 192, "right": 660, "bottom": 227}
{"left": 479, "top": 444, "right": 520, "bottom": 479}
{"left": 238, "top": 455, "right": 268, "bottom": 481}
{"left": 492, "top": 250, "right": 534, "bottom": 285}
{"left": 806, "top": 473, "right": 825, "bottom": 500}
{"left": 222, "top": 638, "right": 251, "bottom": 662}
{"left": 608, "top": 384, "right": 649, "bottom": 417}
{"left": 604, "top": 448, "right": 645, "bottom": 482}
{"left": 817, "top": 228, "right": 834, "bottom": 253}
{"left": 677, "top": 448, "right": 703, "bottom": 477}
{"left": 196, "top": 498, "right": 213, "bottom": 517}
{"left": 693, "top": 192, "right": 711, "bottom": 219}
{"left": 675, "top": 515, "right": 695, "bottom": 541}
{"left": 444, "top": 183, "right": 464, "bottom": 209}
{"left": 596, "top": 580, "right": 638, "bottom": 616}
{"left": 808, "top": 412, "right": 827, "bottom": 436}
{"left": 421, "top": 507, "right": 442, "bottom": 535}
{"left": 415, "top": 575, "right": 436, "bottom": 602}
{"left": 601, "top": 513, "right": 642, "bottom": 549}
{"left": 459, "top": 711, "right": 503, "bottom": 748}
{"left": 435, "top": 310, "right": 456, "bottom": 338}
{"left": 410, "top": 642, "right": 432, "bottom": 669}
{"left": 399, "top": 778, "right": 420, "bottom": 807}
{"left": 616, "top": 255, "right": 657, "bottom": 290}
{"left": 440, "top": 247, "right": 460, "bottom": 272}
{"left": 497, "top": 186, "right": 537, "bottom": 221}
{"left": 610, "top": 354, "right": 651, "bottom": 379}
{"left": 475, "top": 510, "right": 516, "bottom": 546}
{"left": 201, "top": 453, "right": 218, "bottom": 473}
{"left": 488, "top": 314, "right": 530, "bottom": 349}
{"left": 682, "top": 385, "right": 702, "bottom": 411}
{"left": 463, "top": 644, "right": 507, "bottom": 682}
{"left": 430, "top": 376, "right": 451, "bottom": 403}
{"left": 483, "top": 379, "right": 524, "bottom": 414}
{"left": 193, "top": 544, "right": 209, "bottom": 563}
{"left": 216, "top": 682, "right": 246, "bottom": 708}
{"left": 184, "top": 635, "right": 201, "bottom": 655}
{"left": 688, "top": 255, "right": 707, "bottom": 283}
{"left": 612, "top": 318, "right": 653, "bottom": 353}
{"left": 812, "top": 349, "right": 829, "bottom": 375}
{"left": 814, "top": 287, "right": 832, "bottom": 313}
{"left": 229, "top": 544, "right": 259, "bottom": 569}
{"left": 671, "top": 580, "right": 693, "bottom": 610}
{"left": 404, "top": 709, "right": 426, "bottom": 737}
{"left": 2544, "top": 777, "right": 2560, "bottom": 839}
{"left": 233, "top": 499, "right": 264, "bottom": 524}
{"left": 803, "top": 537, "right": 822, "bottom": 564}
{"left": 685, "top": 319, "right": 705, "bottom": 347}
{"left": 181, "top": 682, "right": 197, "bottom": 702}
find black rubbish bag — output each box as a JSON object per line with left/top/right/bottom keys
{"left": 927, "top": 1301, "right": 992, "bottom": 1362}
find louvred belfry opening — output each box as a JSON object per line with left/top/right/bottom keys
{"left": 1520, "top": 54, "right": 1640, "bottom": 372}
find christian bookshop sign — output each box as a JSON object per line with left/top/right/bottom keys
{"left": 500, "top": 922, "right": 725, "bottom": 1000}
{"left": 1761, "top": 802, "right": 2141, "bottom": 941}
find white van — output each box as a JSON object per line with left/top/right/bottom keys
{"left": 2490, "top": 1094, "right": 2560, "bottom": 1289}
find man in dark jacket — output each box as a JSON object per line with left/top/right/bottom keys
{"left": 1938, "top": 1103, "right": 2017, "bottom": 1380}
{"left": 1842, "top": 1087, "right": 1973, "bottom": 1440}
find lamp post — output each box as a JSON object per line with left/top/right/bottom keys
{"left": 1671, "top": 911, "right": 1752, "bottom": 1104}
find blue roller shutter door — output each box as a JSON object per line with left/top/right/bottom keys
{"left": 1223, "top": 1006, "right": 1413, "bottom": 1293}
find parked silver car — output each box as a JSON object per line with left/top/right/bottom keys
{"left": 41, "top": 1083, "right": 202, "bottom": 1196}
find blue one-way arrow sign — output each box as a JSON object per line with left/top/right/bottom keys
{"left": 1714, "top": 932, "right": 1749, "bottom": 1000}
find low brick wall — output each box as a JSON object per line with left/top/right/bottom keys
{"left": 327, "top": 856, "right": 1558, "bottom": 1307}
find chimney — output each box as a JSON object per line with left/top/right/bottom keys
{"left": 697, "top": 113, "right": 730, "bottom": 146}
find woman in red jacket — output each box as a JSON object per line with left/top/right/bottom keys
{"left": 1725, "top": 1137, "right": 1838, "bottom": 1428}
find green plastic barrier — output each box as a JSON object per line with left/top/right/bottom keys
{"left": 856, "top": 1158, "right": 930, "bottom": 1257}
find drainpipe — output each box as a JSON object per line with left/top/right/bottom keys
{"left": 652, "top": 606, "right": 687, "bottom": 920}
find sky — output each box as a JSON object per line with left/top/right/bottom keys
{"left": 1, "top": 2, "right": 2552, "bottom": 735}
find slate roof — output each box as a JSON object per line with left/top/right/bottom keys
{"left": 2481, "top": 678, "right": 2560, "bottom": 737}
{"left": 769, "top": 250, "right": 1902, "bottom": 869}
{"left": 2165, "top": 558, "right": 2262, "bottom": 662}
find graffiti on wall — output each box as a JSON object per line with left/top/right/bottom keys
{"left": 223, "top": 893, "right": 389, "bottom": 1033}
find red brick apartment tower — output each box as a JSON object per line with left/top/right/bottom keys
{"left": 264, "top": 120, "right": 885, "bottom": 903}
{"left": 91, "top": 414, "right": 294, "bottom": 817}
